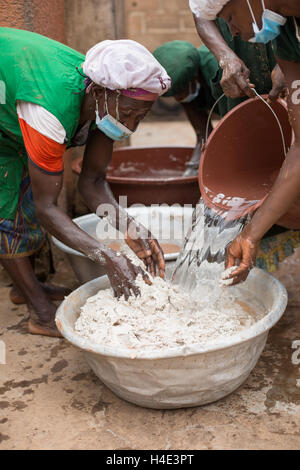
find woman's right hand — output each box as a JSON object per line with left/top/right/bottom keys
{"left": 268, "top": 64, "right": 288, "bottom": 101}
{"left": 220, "top": 55, "right": 255, "bottom": 99}
{"left": 104, "top": 252, "right": 151, "bottom": 300}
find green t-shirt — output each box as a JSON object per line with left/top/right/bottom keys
{"left": 0, "top": 28, "right": 86, "bottom": 219}
{"left": 0, "top": 27, "right": 85, "bottom": 146}
{"left": 153, "top": 41, "right": 201, "bottom": 97}
{"left": 273, "top": 17, "right": 300, "bottom": 62}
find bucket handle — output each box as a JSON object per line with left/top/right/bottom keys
{"left": 205, "top": 90, "right": 287, "bottom": 157}
{"left": 205, "top": 92, "right": 225, "bottom": 144}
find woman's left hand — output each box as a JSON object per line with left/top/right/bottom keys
{"left": 125, "top": 221, "right": 165, "bottom": 278}
{"left": 225, "top": 233, "right": 259, "bottom": 285}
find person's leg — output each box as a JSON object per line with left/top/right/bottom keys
{"left": 183, "top": 106, "right": 212, "bottom": 176}
{"left": 9, "top": 240, "right": 71, "bottom": 304}
{"left": 9, "top": 282, "right": 71, "bottom": 305}
{"left": 1, "top": 256, "right": 62, "bottom": 337}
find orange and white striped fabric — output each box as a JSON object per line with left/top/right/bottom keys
{"left": 17, "top": 101, "right": 67, "bottom": 174}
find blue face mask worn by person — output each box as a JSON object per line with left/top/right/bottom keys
{"left": 247, "top": 0, "right": 286, "bottom": 44}
{"left": 95, "top": 89, "right": 133, "bottom": 141}
{"left": 180, "top": 81, "right": 201, "bottom": 104}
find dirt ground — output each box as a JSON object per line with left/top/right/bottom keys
{"left": 1, "top": 120, "right": 300, "bottom": 450}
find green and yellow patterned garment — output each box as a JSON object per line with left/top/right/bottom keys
{"left": 256, "top": 231, "right": 300, "bottom": 272}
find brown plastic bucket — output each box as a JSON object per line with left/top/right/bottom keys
{"left": 72, "top": 146, "right": 200, "bottom": 206}
{"left": 199, "top": 96, "right": 300, "bottom": 229}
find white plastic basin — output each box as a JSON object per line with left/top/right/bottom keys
{"left": 56, "top": 268, "right": 287, "bottom": 409}
{"left": 52, "top": 207, "right": 193, "bottom": 284}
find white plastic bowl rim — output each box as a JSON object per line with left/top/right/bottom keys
{"left": 56, "top": 267, "right": 288, "bottom": 361}
{"left": 52, "top": 207, "right": 194, "bottom": 261}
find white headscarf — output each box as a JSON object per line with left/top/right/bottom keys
{"left": 189, "top": 0, "right": 231, "bottom": 21}
{"left": 83, "top": 39, "right": 171, "bottom": 96}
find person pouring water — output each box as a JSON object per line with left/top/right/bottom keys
{"left": 190, "top": 0, "right": 300, "bottom": 284}
{"left": 153, "top": 16, "right": 285, "bottom": 176}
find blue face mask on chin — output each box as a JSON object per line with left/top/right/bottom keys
{"left": 96, "top": 111, "right": 133, "bottom": 141}
{"left": 95, "top": 90, "right": 133, "bottom": 141}
{"left": 247, "top": 0, "right": 286, "bottom": 44}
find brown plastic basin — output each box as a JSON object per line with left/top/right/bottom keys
{"left": 199, "top": 96, "right": 300, "bottom": 229}
{"left": 72, "top": 146, "right": 200, "bottom": 206}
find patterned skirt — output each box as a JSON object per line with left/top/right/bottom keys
{"left": 0, "top": 171, "right": 46, "bottom": 258}
{"left": 256, "top": 230, "right": 300, "bottom": 273}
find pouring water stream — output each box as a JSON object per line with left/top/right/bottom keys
{"left": 172, "top": 91, "right": 287, "bottom": 292}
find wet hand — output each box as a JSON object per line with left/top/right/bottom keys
{"left": 125, "top": 222, "right": 165, "bottom": 279}
{"left": 105, "top": 252, "right": 151, "bottom": 300}
{"left": 220, "top": 56, "right": 255, "bottom": 99}
{"left": 225, "top": 234, "right": 258, "bottom": 285}
{"left": 268, "top": 64, "right": 287, "bottom": 102}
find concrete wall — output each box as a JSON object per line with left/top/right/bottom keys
{"left": 65, "top": 0, "right": 125, "bottom": 54}
{"left": 0, "top": 0, "right": 65, "bottom": 42}
{"left": 125, "top": 0, "right": 201, "bottom": 52}
{"left": 65, "top": 0, "right": 201, "bottom": 55}
{"left": 1, "top": 1, "right": 201, "bottom": 53}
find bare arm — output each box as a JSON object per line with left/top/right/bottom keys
{"left": 193, "top": 16, "right": 254, "bottom": 98}
{"left": 241, "top": 59, "right": 300, "bottom": 239}
{"left": 182, "top": 99, "right": 209, "bottom": 141}
{"left": 78, "top": 128, "right": 165, "bottom": 278}
{"left": 182, "top": 99, "right": 210, "bottom": 176}
{"left": 29, "top": 161, "right": 105, "bottom": 261}
{"left": 28, "top": 152, "right": 148, "bottom": 299}
{"left": 194, "top": 16, "right": 236, "bottom": 63}
{"left": 226, "top": 59, "right": 300, "bottom": 283}
{"left": 78, "top": 127, "right": 127, "bottom": 228}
